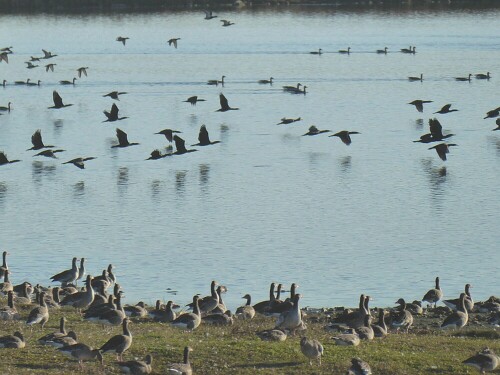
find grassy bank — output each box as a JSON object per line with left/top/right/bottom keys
{"left": 0, "top": 302, "right": 499, "bottom": 374}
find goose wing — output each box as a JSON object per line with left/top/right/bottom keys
{"left": 173, "top": 135, "right": 187, "bottom": 153}
{"left": 116, "top": 128, "right": 129, "bottom": 146}
{"left": 53, "top": 91, "right": 64, "bottom": 108}
{"left": 219, "top": 93, "right": 230, "bottom": 111}
{"left": 31, "top": 130, "right": 44, "bottom": 148}
{"left": 429, "top": 118, "right": 444, "bottom": 138}
{"left": 110, "top": 103, "right": 119, "bottom": 119}
{"left": 0, "top": 152, "right": 8, "bottom": 164}
{"left": 198, "top": 125, "right": 210, "bottom": 145}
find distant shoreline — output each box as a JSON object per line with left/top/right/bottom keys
{"left": 1, "top": 0, "right": 499, "bottom": 13}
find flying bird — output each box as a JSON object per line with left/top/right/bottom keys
{"left": 45, "top": 63, "right": 56, "bottom": 72}
{"left": 28, "top": 130, "right": 55, "bottom": 150}
{"left": 168, "top": 38, "right": 181, "bottom": 48}
{"left": 155, "top": 129, "right": 182, "bottom": 143}
{"left": 183, "top": 96, "right": 206, "bottom": 106}
{"left": 111, "top": 128, "right": 139, "bottom": 148}
{"left": 434, "top": 104, "right": 458, "bottom": 114}
{"left": 303, "top": 126, "right": 330, "bottom": 136}
{"left": 408, "top": 100, "right": 433, "bottom": 113}
{"left": 204, "top": 10, "right": 217, "bottom": 20}
{"left": 428, "top": 143, "right": 457, "bottom": 161}
{"left": 42, "top": 49, "right": 57, "bottom": 59}
{"left": 77, "top": 67, "right": 88, "bottom": 78}
{"left": 414, "top": 118, "right": 454, "bottom": 143}
{"left": 103, "top": 91, "right": 127, "bottom": 100}
{"left": 217, "top": 93, "right": 239, "bottom": 112}
{"left": 0, "top": 152, "right": 20, "bottom": 165}
{"left": 63, "top": 157, "right": 96, "bottom": 169}
{"left": 103, "top": 103, "right": 128, "bottom": 122}
{"left": 173, "top": 135, "right": 197, "bottom": 155}
{"left": 116, "top": 37, "right": 129, "bottom": 45}
{"left": 25, "top": 61, "right": 38, "bottom": 69}
{"left": 147, "top": 150, "right": 169, "bottom": 160}
{"left": 484, "top": 107, "right": 500, "bottom": 119}
{"left": 329, "top": 130, "right": 360, "bottom": 145}
{"left": 192, "top": 125, "right": 220, "bottom": 146}
{"left": 221, "top": 20, "right": 235, "bottom": 27}
{"left": 33, "top": 149, "right": 65, "bottom": 158}
{"left": 49, "top": 91, "right": 73, "bottom": 109}
{"left": 277, "top": 117, "right": 301, "bottom": 125}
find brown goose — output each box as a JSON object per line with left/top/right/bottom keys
{"left": 26, "top": 291, "right": 49, "bottom": 328}
{"left": 0, "top": 290, "right": 19, "bottom": 320}
{"left": 171, "top": 296, "right": 201, "bottom": 330}
{"left": 253, "top": 282, "right": 276, "bottom": 314}
{"left": 0, "top": 251, "right": 9, "bottom": 280}
{"left": 329, "top": 294, "right": 369, "bottom": 329}
{"left": 195, "top": 280, "right": 219, "bottom": 315}
{"left": 235, "top": 294, "right": 255, "bottom": 320}
{"left": 0, "top": 331, "right": 25, "bottom": 348}
{"left": 117, "top": 354, "right": 153, "bottom": 374}
{"left": 0, "top": 270, "right": 13, "bottom": 295}
{"left": 60, "top": 275, "right": 94, "bottom": 312}
{"left": 443, "top": 284, "right": 474, "bottom": 312}
{"left": 265, "top": 283, "right": 298, "bottom": 317}
{"left": 46, "top": 331, "right": 78, "bottom": 348}
{"left": 202, "top": 310, "right": 233, "bottom": 326}
{"left": 441, "top": 293, "right": 468, "bottom": 329}
{"left": 347, "top": 357, "right": 372, "bottom": 375}
{"left": 124, "top": 301, "right": 147, "bottom": 318}
{"left": 38, "top": 316, "right": 67, "bottom": 345}
{"left": 99, "top": 318, "right": 132, "bottom": 361}
{"left": 59, "top": 342, "right": 103, "bottom": 369}
{"left": 167, "top": 346, "right": 193, "bottom": 375}
{"left": 463, "top": 348, "right": 499, "bottom": 374}
{"left": 332, "top": 328, "right": 360, "bottom": 346}
{"left": 391, "top": 298, "right": 413, "bottom": 333}
{"left": 300, "top": 337, "right": 324, "bottom": 366}
{"left": 355, "top": 315, "right": 374, "bottom": 340}
{"left": 256, "top": 329, "right": 287, "bottom": 341}
{"left": 371, "top": 309, "right": 388, "bottom": 338}
{"left": 275, "top": 294, "right": 302, "bottom": 334}
{"left": 422, "top": 276, "right": 443, "bottom": 307}
{"left": 150, "top": 300, "right": 177, "bottom": 322}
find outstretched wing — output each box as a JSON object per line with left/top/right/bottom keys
{"left": 116, "top": 128, "right": 129, "bottom": 146}
{"left": 198, "top": 125, "right": 210, "bottom": 145}
{"left": 219, "top": 94, "right": 230, "bottom": 111}
{"left": 429, "top": 118, "right": 443, "bottom": 138}
{"left": 110, "top": 103, "right": 119, "bottom": 118}
{"left": 53, "top": 91, "right": 64, "bottom": 108}
{"left": 173, "top": 135, "right": 187, "bottom": 154}
{"left": 31, "top": 129, "right": 44, "bottom": 148}
{"left": 0, "top": 152, "right": 8, "bottom": 164}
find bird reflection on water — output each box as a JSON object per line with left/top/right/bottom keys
{"left": 338, "top": 155, "right": 352, "bottom": 174}
{"left": 421, "top": 159, "right": 448, "bottom": 209}
{"left": 199, "top": 164, "right": 210, "bottom": 193}
{"left": 413, "top": 119, "right": 424, "bottom": 131}
{"left": 175, "top": 171, "right": 187, "bottom": 196}
{"left": 0, "top": 182, "right": 7, "bottom": 206}
{"left": 31, "top": 161, "right": 56, "bottom": 184}
{"left": 117, "top": 167, "right": 129, "bottom": 196}
{"left": 73, "top": 181, "right": 85, "bottom": 198}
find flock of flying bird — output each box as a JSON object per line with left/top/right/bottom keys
{"left": 0, "top": 251, "right": 499, "bottom": 374}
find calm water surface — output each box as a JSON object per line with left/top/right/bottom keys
{"left": 0, "top": 8, "right": 499, "bottom": 309}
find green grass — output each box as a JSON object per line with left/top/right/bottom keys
{"left": 0, "top": 305, "right": 499, "bottom": 374}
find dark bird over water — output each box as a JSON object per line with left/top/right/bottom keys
{"left": 192, "top": 125, "right": 220, "bottom": 146}
{"left": 408, "top": 100, "right": 433, "bottom": 113}
{"left": 339, "top": 47, "right": 351, "bottom": 54}
{"left": 184, "top": 96, "right": 206, "bottom": 106}
{"left": 484, "top": 107, "right": 500, "bottom": 119}
{"left": 310, "top": 48, "right": 322, "bottom": 55}
{"left": 303, "top": 125, "right": 330, "bottom": 136}
{"left": 25, "top": 61, "right": 38, "bottom": 69}
{"left": 207, "top": 75, "right": 225, "bottom": 86}
{"left": 63, "top": 157, "right": 97, "bottom": 169}
{"left": 204, "top": 10, "right": 217, "bottom": 20}
{"left": 217, "top": 93, "right": 239, "bottom": 112}
{"left": 455, "top": 74, "right": 472, "bottom": 82}
{"left": 103, "top": 91, "right": 127, "bottom": 100}
{"left": 258, "top": 77, "right": 273, "bottom": 84}
{"left": 173, "top": 135, "right": 197, "bottom": 155}
{"left": 103, "top": 103, "right": 128, "bottom": 122}
{"left": 377, "top": 47, "right": 388, "bottom": 54}
{"left": 112, "top": 128, "right": 139, "bottom": 148}
{"left": 434, "top": 104, "right": 458, "bottom": 114}
{"left": 221, "top": 20, "right": 235, "bottom": 27}
{"left": 475, "top": 72, "right": 491, "bottom": 80}
{"left": 493, "top": 118, "right": 500, "bottom": 131}
{"left": 0, "top": 52, "right": 9, "bottom": 63}
{"left": 34, "top": 149, "right": 65, "bottom": 158}
{"left": 329, "top": 130, "right": 360, "bottom": 145}
{"left": 168, "top": 38, "right": 181, "bottom": 48}
{"left": 77, "top": 67, "right": 88, "bottom": 78}
{"left": 45, "top": 63, "right": 56, "bottom": 72}
{"left": 0, "top": 152, "right": 20, "bottom": 165}
{"left": 429, "top": 143, "right": 457, "bottom": 161}
{"left": 42, "top": 49, "right": 57, "bottom": 59}
{"left": 155, "top": 129, "right": 182, "bottom": 143}
{"left": 116, "top": 37, "right": 129, "bottom": 45}
{"left": 408, "top": 74, "right": 423, "bottom": 82}
{"left": 49, "top": 91, "right": 72, "bottom": 109}
{"left": 147, "top": 149, "right": 169, "bottom": 160}
{"left": 283, "top": 83, "right": 301, "bottom": 92}
{"left": 60, "top": 78, "right": 76, "bottom": 85}
{"left": 414, "top": 118, "right": 454, "bottom": 143}
{"left": 401, "top": 46, "right": 416, "bottom": 54}
{"left": 28, "top": 130, "right": 54, "bottom": 150}
{"left": 277, "top": 117, "right": 301, "bottom": 125}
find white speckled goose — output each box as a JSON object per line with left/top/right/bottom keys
{"left": 275, "top": 294, "right": 302, "bottom": 334}
{"left": 26, "top": 291, "right": 49, "bottom": 328}
{"left": 236, "top": 294, "right": 255, "bottom": 320}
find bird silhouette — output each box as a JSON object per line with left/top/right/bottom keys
{"left": 155, "top": 129, "right": 182, "bottom": 143}
{"left": 33, "top": 149, "right": 65, "bottom": 158}
{"left": 25, "top": 61, "right": 38, "bottom": 69}
{"left": 408, "top": 100, "right": 433, "bottom": 113}
{"left": 183, "top": 96, "right": 206, "bottom": 106}
{"left": 42, "top": 49, "right": 57, "bottom": 59}
{"left": 168, "top": 38, "right": 181, "bottom": 48}
{"left": 111, "top": 128, "right": 139, "bottom": 148}
{"left": 116, "top": 37, "right": 129, "bottom": 45}
{"left": 27, "top": 130, "right": 55, "bottom": 150}
{"left": 147, "top": 150, "right": 169, "bottom": 160}
{"left": 258, "top": 77, "right": 274, "bottom": 84}
{"left": 303, "top": 126, "right": 330, "bottom": 136}
{"left": 60, "top": 78, "right": 76, "bottom": 85}
{"left": 414, "top": 118, "right": 454, "bottom": 143}
{"left": 192, "top": 125, "right": 220, "bottom": 146}
{"left": 45, "top": 63, "right": 56, "bottom": 72}
{"left": 217, "top": 93, "right": 239, "bottom": 112}
{"left": 77, "top": 67, "right": 88, "bottom": 78}
{"left": 338, "top": 47, "right": 351, "bottom": 54}
{"left": 173, "top": 135, "right": 197, "bottom": 155}
{"left": 455, "top": 74, "right": 472, "bottom": 82}
{"left": 0, "top": 152, "right": 20, "bottom": 165}
{"left": 204, "top": 10, "right": 217, "bottom": 20}
{"left": 221, "top": 20, "right": 235, "bottom": 27}
{"left": 408, "top": 74, "right": 423, "bottom": 82}
{"left": 103, "top": 91, "right": 127, "bottom": 100}
{"left": 63, "top": 157, "right": 96, "bottom": 169}
{"left": 493, "top": 118, "right": 500, "bottom": 131}
{"left": 103, "top": 103, "right": 128, "bottom": 122}
{"left": 329, "top": 130, "right": 360, "bottom": 145}
{"left": 277, "top": 117, "right": 301, "bottom": 125}
{"left": 428, "top": 143, "right": 457, "bottom": 161}
{"left": 310, "top": 48, "right": 322, "bottom": 55}
{"left": 484, "top": 107, "right": 500, "bottom": 120}
{"left": 475, "top": 72, "right": 491, "bottom": 80}
{"left": 49, "top": 91, "right": 72, "bottom": 109}
{"left": 434, "top": 104, "right": 458, "bottom": 114}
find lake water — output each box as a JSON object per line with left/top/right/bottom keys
{"left": 0, "top": 7, "right": 498, "bottom": 310}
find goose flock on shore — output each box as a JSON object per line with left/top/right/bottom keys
{"left": 0, "top": 250, "right": 499, "bottom": 373}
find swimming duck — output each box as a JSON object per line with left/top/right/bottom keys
{"left": 300, "top": 337, "right": 324, "bottom": 366}
{"left": 27, "top": 80, "right": 41, "bottom": 86}
{"left": 376, "top": 47, "right": 388, "bottom": 54}
{"left": 217, "top": 93, "right": 239, "bottom": 112}
{"left": 463, "top": 348, "right": 499, "bottom": 374}
{"left": 282, "top": 83, "right": 301, "bottom": 92}
{"left": 207, "top": 75, "right": 225, "bottom": 86}
{"left": 103, "top": 103, "right": 128, "bottom": 122}
{"left": 15, "top": 78, "right": 29, "bottom": 85}
{"left": 167, "top": 346, "right": 193, "bottom": 375}
{"left": 408, "top": 99, "right": 433, "bottom": 113}
{"left": 339, "top": 47, "right": 351, "bottom": 54}
{"left": 429, "top": 143, "right": 457, "bottom": 161}
{"left": 408, "top": 73, "right": 423, "bottom": 82}
{"left": 401, "top": 46, "right": 416, "bottom": 54}
{"left": 62, "top": 157, "right": 97, "bottom": 169}
{"left": 49, "top": 90, "right": 73, "bottom": 109}
{"left": 455, "top": 74, "right": 472, "bottom": 82}
{"left": 112, "top": 128, "right": 139, "bottom": 148}
{"left": 258, "top": 77, "right": 273, "bottom": 84}
{"left": 310, "top": 48, "right": 322, "bottom": 55}
{"left": 475, "top": 72, "right": 491, "bottom": 80}
{"left": 60, "top": 77, "right": 77, "bottom": 85}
